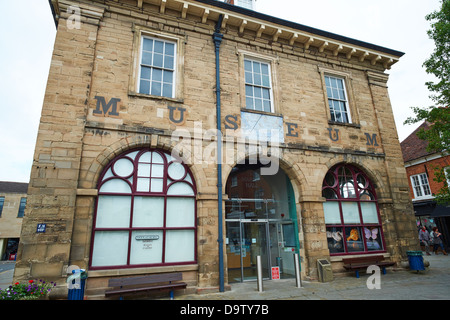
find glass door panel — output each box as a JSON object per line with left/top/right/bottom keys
{"left": 241, "top": 222, "right": 270, "bottom": 281}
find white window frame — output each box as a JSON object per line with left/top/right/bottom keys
{"left": 411, "top": 173, "right": 432, "bottom": 200}
{"left": 244, "top": 57, "right": 275, "bottom": 113}
{"left": 138, "top": 35, "right": 177, "bottom": 99}
{"left": 324, "top": 75, "right": 352, "bottom": 124}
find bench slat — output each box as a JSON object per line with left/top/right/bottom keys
{"left": 108, "top": 273, "right": 183, "bottom": 287}
{"left": 105, "top": 282, "right": 187, "bottom": 297}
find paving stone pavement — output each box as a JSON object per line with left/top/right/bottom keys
{"left": 176, "top": 254, "right": 450, "bottom": 300}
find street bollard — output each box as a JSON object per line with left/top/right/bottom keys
{"left": 257, "top": 255, "right": 263, "bottom": 292}
{"left": 294, "top": 253, "right": 302, "bottom": 288}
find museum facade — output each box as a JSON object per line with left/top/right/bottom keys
{"left": 14, "top": 0, "right": 419, "bottom": 298}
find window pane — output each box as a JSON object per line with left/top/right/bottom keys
{"left": 150, "top": 178, "right": 163, "bottom": 192}
{"left": 143, "top": 38, "right": 153, "bottom": 52}
{"left": 364, "top": 227, "right": 383, "bottom": 251}
{"left": 99, "top": 179, "right": 131, "bottom": 193}
{"left": 141, "top": 51, "right": 152, "bottom": 65}
{"left": 323, "top": 202, "right": 341, "bottom": 224}
{"left": 139, "top": 80, "right": 150, "bottom": 94}
{"left": 165, "top": 230, "right": 195, "bottom": 263}
{"left": 141, "top": 66, "right": 151, "bottom": 80}
{"left": 151, "top": 81, "right": 162, "bottom": 96}
{"left": 153, "top": 54, "right": 163, "bottom": 68}
{"left": 163, "top": 84, "right": 173, "bottom": 98}
{"left": 96, "top": 196, "right": 131, "bottom": 228}
{"left": 361, "top": 202, "right": 378, "bottom": 224}
{"left": 165, "top": 42, "right": 175, "bottom": 56}
{"left": 132, "top": 196, "right": 164, "bottom": 227}
{"left": 130, "top": 230, "right": 163, "bottom": 265}
{"left": 152, "top": 152, "right": 164, "bottom": 164}
{"left": 345, "top": 227, "right": 364, "bottom": 252}
{"left": 164, "top": 55, "right": 174, "bottom": 69}
{"left": 138, "top": 163, "right": 151, "bottom": 177}
{"left": 326, "top": 227, "right": 344, "bottom": 254}
{"left": 91, "top": 231, "right": 129, "bottom": 267}
{"left": 137, "top": 177, "right": 150, "bottom": 192}
{"left": 166, "top": 198, "right": 195, "bottom": 227}
{"left": 163, "top": 70, "right": 173, "bottom": 84}
{"left": 114, "top": 158, "right": 134, "bottom": 177}
{"left": 167, "top": 182, "right": 194, "bottom": 196}
{"left": 342, "top": 202, "right": 360, "bottom": 224}
{"left": 151, "top": 164, "right": 164, "bottom": 178}
{"left": 168, "top": 161, "right": 186, "bottom": 180}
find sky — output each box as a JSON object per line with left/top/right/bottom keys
{"left": 0, "top": 0, "right": 442, "bottom": 183}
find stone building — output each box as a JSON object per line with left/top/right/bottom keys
{"left": 15, "top": 0, "right": 419, "bottom": 298}
{"left": 0, "top": 182, "right": 28, "bottom": 261}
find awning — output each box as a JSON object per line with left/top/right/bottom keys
{"left": 413, "top": 200, "right": 435, "bottom": 216}
{"left": 432, "top": 204, "right": 450, "bottom": 218}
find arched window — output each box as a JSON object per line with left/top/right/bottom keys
{"left": 322, "top": 164, "right": 385, "bottom": 255}
{"left": 90, "top": 148, "right": 196, "bottom": 269}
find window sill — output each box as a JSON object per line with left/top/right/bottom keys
{"left": 240, "top": 108, "right": 283, "bottom": 118}
{"left": 128, "top": 91, "right": 184, "bottom": 104}
{"left": 328, "top": 120, "right": 361, "bottom": 129}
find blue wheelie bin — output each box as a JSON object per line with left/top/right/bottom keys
{"left": 406, "top": 251, "right": 425, "bottom": 272}
{"left": 67, "top": 269, "right": 88, "bottom": 300}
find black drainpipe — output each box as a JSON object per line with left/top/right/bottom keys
{"left": 213, "top": 14, "right": 225, "bottom": 293}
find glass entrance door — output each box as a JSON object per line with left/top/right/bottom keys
{"left": 241, "top": 221, "right": 270, "bottom": 281}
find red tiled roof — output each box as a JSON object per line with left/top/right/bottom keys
{"left": 400, "top": 121, "right": 435, "bottom": 163}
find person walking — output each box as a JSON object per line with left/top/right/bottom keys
{"left": 432, "top": 227, "right": 448, "bottom": 255}
{"left": 419, "top": 225, "right": 432, "bottom": 255}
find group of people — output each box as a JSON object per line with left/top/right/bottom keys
{"left": 419, "top": 225, "right": 448, "bottom": 255}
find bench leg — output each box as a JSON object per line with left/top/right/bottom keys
{"left": 355, "top": 270, "right": 360, "bottom": 278}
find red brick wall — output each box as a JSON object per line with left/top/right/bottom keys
{"left": 405, "top": 155, "right": 450, "bottom": 200}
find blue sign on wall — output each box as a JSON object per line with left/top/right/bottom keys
{"left": 36, "top": 223, "right": 46, "bottom": 233}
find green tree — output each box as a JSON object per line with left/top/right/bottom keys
{"left": 405, "top": 0, "right": 450, "bottom": 204}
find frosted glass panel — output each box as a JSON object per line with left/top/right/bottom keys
{"left": 167, "top": 198, "right": 195, "bottom": 227}
{"left": 167, "top": 182, "right": 194, "bottom": 196}
{"left": 323, "top": 202, "right": 341, "bottom": 224}
{"left": 130, "top": 230, "right": 163, "bottom": 265}
{"left": 137, "top": 178, "right": 150, "bottom": 192}
{"left": 151, "top": 179, "right": 163, "bottom": 192}
{"left": 168, "top": 162, "right": 186, "bottom": 180}
{"left": 138, "top": 163, "right": 151, "bottom": 177}
{"left": 114, "top": 158, "right": 134, "bottom": 177}
{"left": 100, "top": 179, "right": 131, "bottom": 193}
{"left": 91, "top": 231, "right": 128, "bottom": 267}
{"left": 151, "top": 164, "right": 164, "bottom": 178}
{"left": 165, "top": 230, "right": 195, "bottom": 263}
{"left": 133, "top": 196, "right": 164, "bottom": 227}
{"left": 342, "top": 202, "right": 360, "bottom": 224}
{"left": 152, "top": 152, "right": 164, "bottom": 164}
{"left": 140, "top": 152, "right": 151, "bottom": 162}
{"left": 361, "top": 202, "right": 379, "bottom": 223}
{"left": 96, "top": 196, "right": 131, "bottom": 228}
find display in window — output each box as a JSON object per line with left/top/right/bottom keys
{"left": 326, "top": 227, "right": 344, "bottom": 254}
{"left": 364, "top": 227, "right": 382, "bottom": 251}
{"left": 345, "top": 227, "right": 364, "bottom": 252}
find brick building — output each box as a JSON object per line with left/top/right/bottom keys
{"left": 0, "top": 182, "right": 28, "bottom": 261}
{"left": 15, "top": 0, "right": 419, "bottom": 298}
{"left": 401, "top": 121, "right": 450, "bottom": 250}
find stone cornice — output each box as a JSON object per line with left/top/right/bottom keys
{"left": 49, "top": 0, "right": 402, "bottom": 69}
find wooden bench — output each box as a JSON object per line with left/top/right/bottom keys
{"left": 342, "top": 255, "right": 395, "bottom": 278}
{"left": 105, "top": 273, "right": 187, "bottom": 300}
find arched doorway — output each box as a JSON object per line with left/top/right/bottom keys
{"left": 225, "top": 161, "right": 300, "bottom": 282}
